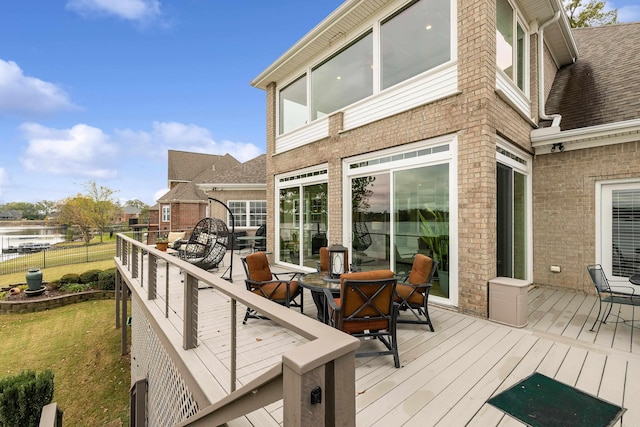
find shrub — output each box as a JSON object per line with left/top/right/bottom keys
{"left": 59, "top": 273, "right": 81, "bottom": 285}
{"left": 79, "top": 269, "right": 102, "bottom": 285}
{"left": 47, "top": 280, "right": 62, "bottom": 291}
{"left": 60, "top": 283, "right": 88, "bottom": 293}
{"left": 97, "top": 268, "right": 116, "bottom": 290}
{"left": 0, "top": 370, "right": 54, "bottom": 427}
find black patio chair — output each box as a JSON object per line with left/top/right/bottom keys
{"left": 587, "top": 264, "right": 639, "bottom": 331}
{"left": 179, "top": 218, "right": 229, "bottom": 271}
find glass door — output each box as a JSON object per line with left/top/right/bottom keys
{"left": 600, "top": 182, "right": 640, "bottom": 280}
{"left": 496, "top": 163, "right": 527, "bottom": 279}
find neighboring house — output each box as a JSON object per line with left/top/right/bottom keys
{"left": 154, "top": 150, "right": 267, "bottom": 234}
{"left": 0, "top": 210, "right": 22, "bottom": 220}
{"left": 113, "top": 205, "right": 142, "bottom": 225}
{"left": 251, "top": 0, "right": 640, "bottom": 318}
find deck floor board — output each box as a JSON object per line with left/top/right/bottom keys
{"left": 132, "top": 253, "right": 640, "bottom": 426}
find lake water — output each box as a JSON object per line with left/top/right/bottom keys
{"left": 0, "top": 225, "right": 66, "bottom": 260}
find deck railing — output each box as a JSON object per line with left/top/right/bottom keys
{"left": 114, "top": 233, "right": 360, "bottom": 426}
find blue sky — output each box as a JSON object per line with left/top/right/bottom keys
{"left": 0, "top": 0, "right": 638, "bottom": 206}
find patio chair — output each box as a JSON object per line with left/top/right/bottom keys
{"left": 394, "top": 254, "right": 437, "bottom": 331}
{"left": 323, "top": 270, "right": 400, "bottom": 368}
{"left": 254, "top": 224, "right": 266, "bottom": 252}
{"left": 587, "top": 264, "right": 639, "bottom": 331}
{"left": 179, "top": 218, "right": 229, "bottom": 271}
{"left": 241, "top": 251, "right": 304, "bottom": 324}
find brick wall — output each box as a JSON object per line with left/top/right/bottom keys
{"left": 533, "top": 141, "right": 640, "bottom": 293}
{"left": 262, "top": 0, "right": 541, "bottom": 318}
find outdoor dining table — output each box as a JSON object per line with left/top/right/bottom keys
{"left": 299, "top": 272, "right": 341, "bottom": 323}
{"left": 235, "top": 235, "right": 266, "bottom": 253}
{"left": 629, "top": 274, "right": 640, "bottom": 286}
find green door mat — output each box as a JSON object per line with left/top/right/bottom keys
{"left": 487, "top": 372, "right": 626, "bottom": 427}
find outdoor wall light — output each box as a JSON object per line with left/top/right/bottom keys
{"left": 328, "top": 243, "right": 347, "bottom": 280}
{"left": 551, "top": 143, "right": 565, "bottom": 153}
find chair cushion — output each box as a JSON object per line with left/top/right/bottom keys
{"left": 166, "top": 231, "right": 185, "bottom": 245}
{"left": 408, "top": 254, "right": 433, "bottom": 291}
{"left": 395, "top": 283, "right": 425, "bottom": 305}
{"left": 251, "top": 280, "right": 299, "bottom": 301}
{"left": 319, "top": 247, "right": 329, "bottom": 273}
{"left": 245, "top": 252, "right": 273, "bottom": 282}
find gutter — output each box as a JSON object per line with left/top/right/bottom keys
{"left": 537, "top": 10, "right": 563, "bottom": 129}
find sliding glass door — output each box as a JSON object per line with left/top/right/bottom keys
{"left": 277, "top": 170, "right": 328, "bottom": 269}
{"left": 496, "top": 144, "right": 530, "bottom": 280}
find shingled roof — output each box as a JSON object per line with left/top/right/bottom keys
{"left": 545, "top": 22, "right": 640, "bottom": 131}
{"left": 157, "top": 181, "right": 209, "bottom": 203}
{"left": 197, "top": 154, "right": 266, "bottom": 185}
{"left": 167, "top": 150, "right": 240, "bottom": 183}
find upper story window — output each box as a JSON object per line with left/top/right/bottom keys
{"left": 311, "top": 31, "right": 373, "bottom": 121}
{"left": 279, "top": 75, "right": 307, "bottom": 134}
{"left": 496, "top": 0, "right": 528, "bottom": 92}
{"left": 278, "top": 0, "right": 453, "bottom": 135}
{"left": 161, "top": 205, "right": 170, "bottom": 222}
{"left": 381, "top": 0, "right": 451, "bottom": 89}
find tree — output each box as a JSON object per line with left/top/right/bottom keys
{"left": 1, "top": 202, "right": 43, "bottom": 220}
{"left": 125, "top": 199, "right": 147, "bottom": 209}
{"left": 35, "top": 200, "right": 57, "bottom": 219}
{"left": 565, "top": 0, "right": 618, "bottom": 27}
{"left": 58, "top": 195, "right": 95, "bottom": 243}
{"left": 83, "top": 180, "right": 118, "bottom": 243}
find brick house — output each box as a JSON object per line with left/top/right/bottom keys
{"left": 250, "top": 0, "right": 640, "bottom": 317}
{"left": 152, "top": 150, "right": 267, "bottom": 236}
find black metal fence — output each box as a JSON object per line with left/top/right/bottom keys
{"left": 0, "top": 242, "right": 117, "bottom": 276}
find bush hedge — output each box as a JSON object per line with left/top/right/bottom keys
{"left": 58, "top": 273, "right": 81, "bottom": 285}
{"left": 97, "top": 268, "right": 116, "bottom": 290}
{"left": 0, "top": 370, "right": 55, "bottom": 427}
{"left": 79, "top": 269, "right": 102, "bottom": 285}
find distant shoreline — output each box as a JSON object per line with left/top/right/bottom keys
{"left": 0, "top": 220, "right": 60, "bottom": 227}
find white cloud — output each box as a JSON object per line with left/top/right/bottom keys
{"left": 20, "top": 123, "right": 119, "bottom": 179}
{"left": 66, "top": 0, "right": 162, "bottom": 23}
{"left": 0, "top": 59, "right": 77, "bottom": 117}
{"left": 115, "top": 121, "right": 262, "bottom": 162}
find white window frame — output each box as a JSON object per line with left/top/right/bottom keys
{"left": 161, "top": 205, "right": 170, "bottom": 222}
{"left": 496, "top": 138, "right": 533, "bottom": 282}
{"left": 343, "top": 134, "right": 458, "bottom": 307}
{"left": 228, "top": 200, "right": 266, "bottom": 228}
{"left": 496, "top": 0, "right": 530, "bottom": 97}
{"left": 596, "top": 179, "right": 640, "bottom": 286}
{"left": 276, "top": 0, "right": 456, "bottom": 137}
{"left": 275, "top": 165, "right": 329, "bottom": 269}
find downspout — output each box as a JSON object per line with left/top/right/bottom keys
{"left": 538, "top": 10, "right": 562, "bottom": 128}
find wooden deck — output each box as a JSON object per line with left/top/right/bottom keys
{"left": 148, "top": 253, "right": 640, "bottom": 426}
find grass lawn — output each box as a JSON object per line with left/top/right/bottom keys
{"left": 0, "top": 300, "right": 130, "bottom": 426}
{"left": 0, "top": 260, "right": 116, "bottom": 287}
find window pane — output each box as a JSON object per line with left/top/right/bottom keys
{"left": 381, "top": 0, "right": 451, "bottom": 89}
{"left": 496, "top": 0, "right": 514, "bottom": 78}
{"left": 279, "top": 75, "right": 307, "bottom": 134}
{"left": 516, "top": 22, "right": 525, "bottom": 90}
{"left": 249, "top": 201, "right": 266, "bottom": 227}
{"left": 513, "top": 171, "right": 526, "bottom": 279}
{"left": 303, "top": 184, "right": 328, "bottom": 269}
{"left": 396, "top": 164, "right": 449, "bottom": 297}
{"left": 311, "top": 31, "right": 373, "bottom": 120}
{"left": 612, "top": 189, "right": 640, "bottom": 277}
{"left": 229, "top": 201, "right": 247, "bottom": 227}
{"left": 352, "top": 174, "right": 390, "bottom": 270}
{"left": 280, "top": 187, "right": 300, "bottom": 263}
